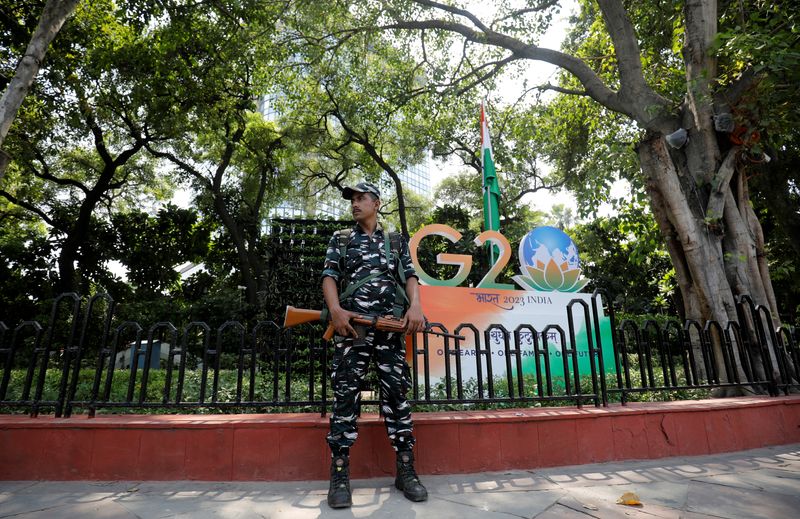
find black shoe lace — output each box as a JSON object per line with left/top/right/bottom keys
{"left": 398, "top": 462, "right": 418, "bottom": 484}
{"left": 333, "top": 473, "right": 348, "bottom": 487}
{"left": 332, "top": 464, "right": 349, "bottom": 489}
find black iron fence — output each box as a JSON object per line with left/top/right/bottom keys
{"left": 1, "top": 291, "right": 798, "bottom": 418}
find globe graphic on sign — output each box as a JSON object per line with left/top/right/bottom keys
{"left": 514, "top": 226, "right": 589, "bottom": 292}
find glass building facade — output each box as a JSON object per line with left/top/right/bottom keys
{"left": 401, "top": 160, "right": 432, "bottom": 199}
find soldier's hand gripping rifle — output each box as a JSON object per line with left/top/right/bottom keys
{"left": 283, "top": 306, "right": 464, "bottom": 342}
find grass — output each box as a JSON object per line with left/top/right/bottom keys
{"left": 1, "top": 353, "right": 714, "bottom": 416}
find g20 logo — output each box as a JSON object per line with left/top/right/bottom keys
{"left": 409, "top": 224, "right": 589, "bottom": 293}
{"left": 408, "top": 224, "right": 514, "bottom": 290}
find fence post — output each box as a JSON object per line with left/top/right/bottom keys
{"left": 65, "top": 293, "right": 115, "bottom": 418}
{"left": 48, "top": 293, "right": 81, "bottom": 418}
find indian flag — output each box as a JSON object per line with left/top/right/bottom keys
{"left": 481, "top": 101, "right": 501, "bottom": 262}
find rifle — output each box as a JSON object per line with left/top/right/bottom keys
{"left": 283, "top": 306, "right": 464, "bottom": 342}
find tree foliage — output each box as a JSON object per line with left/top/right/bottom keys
{"left": 570, "top": 202, "right": 675, "bottom": 315}
{"left": 0, "top": 0, "right": 80, "bottom": 181}
{"left": 1, "top": 0, "right": 798, "bottom": 343}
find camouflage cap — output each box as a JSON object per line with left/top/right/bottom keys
{"left": 341, "top": 182, "right": 381, "bottom": 200}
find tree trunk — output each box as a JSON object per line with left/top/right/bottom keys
{"left": 359, "top": 141, "right": 409, "bottom": 236}
{"left": 330, "top": 107, "right": 411, "bottom": 237}
{"left": 634, "top": 0, "right": 780, "bottom": 386}
{"left": 0, "top": 0, "right": 80, "bottom": 183}
{"left": 638, "top": 137, "right": 736, "bottom": 322}
{"left": 58, "top": 175, "right": 112, "bottom": 292}
{"left": 145, "top": 121, "right": 266, "bottom": 310}
{"left": 211, "top": 192, "right": 262, "bottom": 309}
{"left": 638, "top": 134, "right": 780, "bottom": 385}
{"left": 383, "top": 166, "right": 409, "bottom": 237}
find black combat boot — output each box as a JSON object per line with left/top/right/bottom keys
{"left": 395, "top": 450, "right": 428, "bottom": 502}
{"left": 327, "top": 454, "right": 352, "bottom": 508}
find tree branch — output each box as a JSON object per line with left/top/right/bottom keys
{"left": 212, "top": 116, "right": 247, "bottom": 192}
{"left": 411, "top": 0, "right": 491, "bottom": 33}
{"left": 507, "top": 178, "right": 566, "bottom": 204}
{"left": 108, "top": 167, "right": 134, "bottom": 190}
{"left": 596, "top": 0, "right": 673, "bottom": 129}
{"left": 144, "top": 143, "right": 212, "bottom": 189}
{"left": 705, "top": 147, "right": 739, "bottom": 219}
{"left": 27, "top": 147, "right": 91, "bottom": 194}
{"left": 381, "top": 18, "right": 630, "bottom": 118}
{"left": 0, "top": 189, "right": 56, "bottom": 227}
{"left": 385, "top": 2, "right": 676, "bottom": 131}
{"left": 71, "top": 80, "right": 115, "bottom": 167}
{"left": 302, "top": 165, "right": 351, "bottom": 196}
{"left": 454, "top": 55, "right": 518, "bottom": 95}
{"left": 490, "top": 1, "right": 560, "bottom": 29}
{"left": 323, "top": 84, "right": 409, "bottom": 235}
{"left": 715, "top": 68, "right": 758, "bottom": 111}
{"left": 596, "top": 1, "right": 645, "bottom": 94}
{"left": 435, "top": 136, "right": 481, "bottom": 172}
{"left": 536, "top": 82, "right": 588, "bottom": 96}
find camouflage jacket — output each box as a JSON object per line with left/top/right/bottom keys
{"left": 322, "top": 222, "right": 418, "bottom": 316}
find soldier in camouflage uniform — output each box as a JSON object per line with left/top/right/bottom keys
{"left": 321, "top": 182, "right": 428, "bottom": 508}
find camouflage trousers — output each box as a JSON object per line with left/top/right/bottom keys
{"left": 326, "top": 327, "right": 415, "bottom": 455}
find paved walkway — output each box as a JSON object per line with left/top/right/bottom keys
{"left": 1, "top": 444, "right": 799, "bottom": 518}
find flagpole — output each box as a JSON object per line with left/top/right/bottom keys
{"left": 485, "top": 183, "right": 495, "bottom": 264}
{"left": 481, "top": 100, "right": 497, "bottom": 265}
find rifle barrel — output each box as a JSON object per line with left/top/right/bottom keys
{"left": 284, "top": 306, "right": 465, "bottom": 341}
{"left": 424, "top": 329, "right": 465, "bottom": 341}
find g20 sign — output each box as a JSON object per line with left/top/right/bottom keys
{"left": 409, "top": 224, "right": 590, "bottom": 293}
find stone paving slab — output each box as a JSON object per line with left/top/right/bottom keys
{"left": 685, "top": 478, "right": 800, "bottom": 519}
{"left": 693, "top": 468, "right": 800, "bottom": 496}
{"left": 1, "top": 444, "right": 798, "bottom": 518}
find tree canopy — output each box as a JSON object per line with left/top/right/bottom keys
{"left": 0, "top": 0, "right": 798, "bottom": 339}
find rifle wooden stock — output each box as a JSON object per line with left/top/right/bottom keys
{"left": 283, "top": 306, "right": 323, "bottom": 328}
{"left": 283, "top": 306, "right": 406, "bottom": 341}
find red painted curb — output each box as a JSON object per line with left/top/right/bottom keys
{"left": 2, "top": 396, "right": 799, "bottom": 481}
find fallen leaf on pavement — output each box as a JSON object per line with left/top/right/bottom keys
{"left": 617, "top": 491, "right": 642, "bottom": 506}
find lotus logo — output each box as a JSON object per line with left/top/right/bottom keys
{"left": 513, "top": 226, "right": 589, "bottom": 292}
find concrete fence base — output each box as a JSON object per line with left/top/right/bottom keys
{"left": 2, "top": 396, "right": 799, "bottom": 481}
